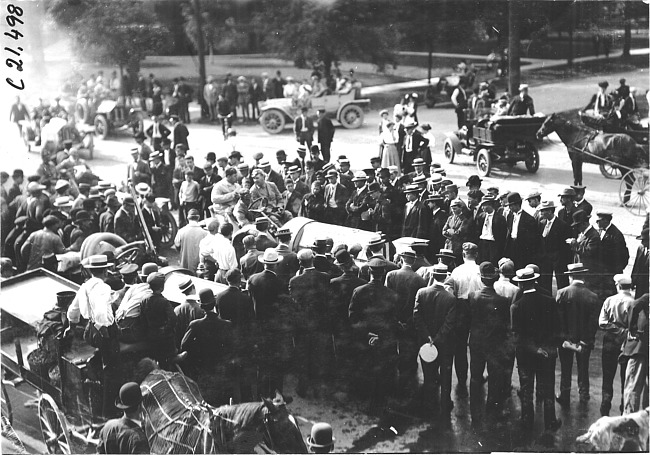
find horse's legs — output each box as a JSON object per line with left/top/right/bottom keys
{"left": 570, "top": 151, "right": 583, "bottom": 186}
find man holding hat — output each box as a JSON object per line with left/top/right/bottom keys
{"left": 555, "top": 263, "right": 600, "bottom": 406}
{"left": 349, "top": 257, "right": 399, "bottom": 419}
{"left": 21, "top": 215, "right": 66, "bottom": 271}
{"left": 511, "top": 267, "right": 562, "bottom": 432}
{"left": 97, "top": 382, "right": 149, "bottom": 454}
{"left": 537, "top": 200, "right": 572, "bottom": 293}
{"left": 596, "top": 210, "right": 628, "bottom": 295}
{"left": 468, "top": 262, "right": 511, "bottom": 424}
{"left": 476, "top": 194, "right": 506, "bottom": 266}
{"left": 386, "top": 250, "right": 427, "bottom": 396}
{"left": 508, "top": 84, "right": 535, "bottom": 116}
{"left": 504, "top": 191, "right": 540, "bottom": 272}
{"left": 413, "top": 263, "right": 458, "bottom": 417}
{"left": 306, "top": 422, "right": 334, "bottom": 454}
{"left": 598, "top": 273, "right": 635, "bottom": 416}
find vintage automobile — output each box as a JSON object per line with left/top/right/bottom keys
{"left": 75, "top": 97, "right": 146, "bottom": 140}
{"left": 20, "top": 116, "right": 95, "bottom": 160}
{"left": 258, "top": 90, "right": 371, "bottom": 134}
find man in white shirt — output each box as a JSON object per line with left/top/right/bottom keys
{"left": 199, "top": 220, "right": 238, "bottom": 284}
{"left": 211, "top": 167, "right": 242, "bottom": 218}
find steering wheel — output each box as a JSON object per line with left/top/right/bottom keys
{"left": 115, "top": 246, "right": 141, "bottom": 267}
{"left": 248, "top": 197, "right": 268, "bottom": 212}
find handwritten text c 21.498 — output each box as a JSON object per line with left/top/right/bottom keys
{"left": 4, "top": 3, "right": 25, "bottom": 91}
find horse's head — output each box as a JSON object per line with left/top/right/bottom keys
{"left": 536, "top": 113, "right": 557, "bottom": 140}
{"left": 262, "top": 391, "right": 309, "bottom": 454}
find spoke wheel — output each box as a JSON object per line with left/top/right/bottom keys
{"left": 339, "top": 105, "right": 364, "bottom": 129}
{"left": 38, "top": 394, "right": 74, "bottom": 454}
{"left": 115, "top": 246, "right": 141, "bottom": 268}
{"left": 600, "top": 161, "right": 624, "bottom": 179}
{"left": 620, "top": 168, "right": 650, "bottom": 216}
{"left": 159, "top": 211, "right": 178, "bottom": 248}
{"left": 93, "top": 116, "right": 109, "bottom": 140}
{"left": 476, "top": 148, "right": 492, "bottom": 177}
{"left": 524, "top": 144, "right": 540, "bottom": 173}
{"left": 1, "top": 380, "right": 12, "bottom": 427}
{"left": 444, "top": 139, "right": 455, "bottom": 164}
{"left": 260, "top": 110, "right": 285, "bottom": 134}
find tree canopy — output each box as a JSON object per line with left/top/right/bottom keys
{"left": 48, "top": 0, "right": 169, "bottom": 73}
{"left": 254, "top": 0, "right": 398, "bottom": 77}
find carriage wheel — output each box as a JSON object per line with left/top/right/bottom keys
{"left": 620, "top": 168, "right": 650, "bottom": 216}
{"left": 159, "top": 211, "right": 178, "bottom": 248}
{"left": 599, "top": 161, "right": 623, "bottom": 179}
{"left": 38, "top": 394, "right": 74, "bottom": 454}
{"left": 524, "top": 145, "right": 540, "bottom": 173}
{"left": 476, "top": 148, "right": 492, "bottom": 177}
{"left": 1, "top": 380, "right": 12, "bottom": 428}
{"left": 444, "top": 139, "right": 455, "bottom": 164}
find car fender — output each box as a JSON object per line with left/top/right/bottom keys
{"left": 260, "top": 105, "right": 293, "bottom": 121}
{"left": 96, "top": 99, "right": 117, "bottom": 114}
{"left": 444, "top": 132, "right": 463, "bottom": 153}
{"left": 336, "top": 99, "right": 371, "bottom": 118}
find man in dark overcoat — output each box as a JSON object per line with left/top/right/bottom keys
{"left": 503, "top": 192, "right": 539, "bottom": 271}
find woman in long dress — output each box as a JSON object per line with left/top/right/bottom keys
{"left": 380, "top": 121, "right": 401, "bottom": 173}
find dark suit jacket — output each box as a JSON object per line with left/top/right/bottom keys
{"left": 600, "top": 224, "right": 628, "bottom": 275}
{"left": 632, "top": 245, "right": 649, "bottom": 298}
{"left": 468, "top": 287, "right": 510, "bottom": 347}
{"left": 172, "top": 123, "right": 190, "bottom": 149}
{"left": 267, "top": 169, "right": 286, "bottom": 193}
{"left": 539, "top": 216, "right": 571, "bottom": 265}
{"left": 145, "top": 123, "right": 171, "bottom": 141}
{"left": 385, "top": 266, "right": 427, "bottom": 325}
{"left": 330, "top": 272, "right": 367, "bottom": 332}
{"left": 317, "top": 117, "right": 335, "bottom": 144}
{"left": 240, "top": 249, "right": 263, "bottom": 280}
{"left": 248, "top": 269, "right": 285, "bottom": 322}
{"left": 293, "top": 115, "right": 314, "bottom": 139}
{"left": 402, "top": 200, "right": 432, "bottom": 238}
{"left": 429, "top": 208, "right": 448, "bottom": 254}
{"left": 556, "top": 281, "right": 600, "bottom": 346}
{"left": 621, "top": 294, "right": 648, "bottom": 357}
{"left": 215, "top": 286, "right": 255, "bottom": 327}
{"left": 199, "top": 173, "right": 221, "bottom": 204}
{"left": 180, "top": 313, "right": 233, "bottom": 365}
{"left": 476, "top": 211, "right": 507, "bottom": 249}
{"left": 557, "top": 206, "right": 575, "bottom": 226}
{"left": 289, "top": 268, "right": 332, "bottom": 330}
{"left": 575, "top": 199, "right": 593, "bottom": 217}
{"left": 413, "top": 283, "right": 458, "bottom": 349}
{"left": 349, "top": 281, "right": 399, "bottom": 345}
{"left": 358, "top": 254, "right": 398, "bottom": 282}
{"left": 504, "top": 210, "right": 539, "bottom": 269}
{"left": 274, "top": 244, "right": 299, "bottom": 288}
{"left": 324, "top": 182, "right": 349, "bottom": 209}
{"left": 574, "top": 226, "right": 601, "bottom": 274}
{"left": 512, "top": 290, "right": 561, "bottom": 356}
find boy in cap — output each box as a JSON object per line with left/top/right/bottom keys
{"left": 598, "top": 274, "right": 635, "bottom": 416}
{"left": 555, "top": 263, "right": 600, "bottom": 407}
{"left": 511, "top": 267, "right": 562, "bottom": 432}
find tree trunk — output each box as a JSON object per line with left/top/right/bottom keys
{"left": 623, "top": 3, "right": 632, "bottom": 58}
{"left": 192, "top": 0, "right": 208, "bottom": 118}
{"left": 567, "top": 2, "right": 575, "bottom": 69}
{"left": 508, "top": 0, "right": 521, "bottom": 96}
{"left": 427, "top": 40, "right": 433, "bottom": 85}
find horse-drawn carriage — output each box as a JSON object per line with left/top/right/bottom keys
{"left": 444, "top": 112, "right": 546, "bottom": 177}
{"left": 537, "top": 113, "right": 649, "bottom": 216}
{"left": 0, "top": 268, "right": 308, "bottom": 454}
{"left": 258, "top": 90, "right": 370, "bottom": 134}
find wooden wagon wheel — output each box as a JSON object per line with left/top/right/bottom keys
{"left": 599, "top": 161, "right": 624, "bottom": 179}
{"left": 1, "top": 379, "right": 12, "bottom": 428}
{"left": 38, "top": 394, "right": 74, "bottom": 454}
{"left": 620, "top": 168, "right": 650, "bottom": 216}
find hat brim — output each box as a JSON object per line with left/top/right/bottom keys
{"left": 512, "top": 272, "right": 540, "bottom": 282}
{"left": 259, "top": 256, "right": 283, "bottom": 264}
{"left": 115, "top": 398, "right": 140, "bottom": 410}
{"left": 564, "top": 268, "right": 589, "bottom": 275}
{"left": 306, "top": 437, "right": 335, "bottom": 448}
{"left": 84, "top": 262, "right": 113, "bottom": 269}
{"left": 436, "top": 253, "right": 456, "bottom": 259}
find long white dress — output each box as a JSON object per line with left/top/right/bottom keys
{"left": 380, "top": 127, "right": 401, "bottom": 173}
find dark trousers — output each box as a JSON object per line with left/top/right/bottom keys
{"left": 250, "top": 101, "right": 260, "bottom": 119}
{"left": 397, "top": 333, "right": 419, "bottom": 397}
{"left": 602, "top": 344, "right": 627, "bottom": 411}
{"left": 517, "top": 351, "right": 559, "bottom": 430}
{"left": 470, "top": 345, "right": 507, "bottom": 421}
{"left": 455, "top": 108, "right": 466, "bottom": 129}
{"left": 325, "top": 207, "right": 346, "bottom": 226}
{"left": 420, "top": 350, "right": 454, "bottom": 413}
{"left": 453, "top": 327, "right": 469, "bottom": 386}
{"left": 297, "top": 133, "right": 313, "bottom": 150}
{"left": 402, "top": 151, "right": 416, "bottom": 175}
{"left": 296, "top": 330, "right": 332, "bottom": 392}
{"left": 558, "top": 346, "right": 592, "bottom": 399}
{"left": 571, "top": 153, "right": 583, "bottom": 186}
{"left": 539, "top": 258, "right": 569, "bottom": 295}
{"left": 478, "top": 239, "right": 501, "bottom": 266}
{"left": 320, "top": 142, "right": 332, "bottom": 163}
{"left": 99, "top": 324, "right": 120, "bottom": 419}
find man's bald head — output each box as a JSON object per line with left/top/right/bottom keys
{"left": 208, "top": 220, "right": 220, "bottom": 234}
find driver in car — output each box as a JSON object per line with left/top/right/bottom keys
{"left": 57, "top": 115, "right": 83, "bottom": 150}
{"left": 250, "top": 169, "right": 292, "bottom": 225}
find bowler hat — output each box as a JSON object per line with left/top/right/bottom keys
{"left": 368, "top": 257, "right": 387, "bottom": 269}
{"left": 479, "top": 194, "right": 498, "bottom": 207}
{"left": 558, "top": 187, "right": 577, "bottom": 198}
{"left": 571, "top": 209, "right": 590, "bottom": 227}
{"left": 115, "top": 382, "right": 142, "bottom": 410}
{"left": 229, "top": 150, "right": 242, "bottom": 159}
{"left": 479, "top": 261, "right": 499, "bottom": 280}
{"left": 466, "top": 175, "right": 482, "bottom": 187}
{"left": 139, "top": 262, "right": 158, "bottom": 280}
{"left": 56, "top": 291, "right": 76, "bottom": 308}
{"left": 74, "top": 210, "right": 91, "bottom": 222}
{"left": 334, "top": 249, "right": 353, "bottom": 266}
{"left": 306, "top": 422, "right": 334, "bottom": 449}
{"left": 636, "top": 228, "right": 649, "bottom": 240}
{"left": 199, "top": 288, "right": 216, "bottom": 306}
{"left": 506, "top": 192, "right": 523, "bottom": 206}
{"left": 468, "top": 189, "right": 485, "bottom": 201}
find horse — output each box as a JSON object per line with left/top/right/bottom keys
{"left": 536, "top": 113, "right": 646, "bottom": 185}
{"left": 141, "top": 368, "right": 308, "bottom": 454}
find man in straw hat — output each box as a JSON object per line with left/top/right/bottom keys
{"left": 413, "top": 263, "right": 457, "bottom": 418}
{"left": 537, "top": 200, "right": 572, "bottom": 293}
{"left": 248, "top": 248, "right": 284, "bottom": 322}
{"left": 345, "top": 171, "right": 371, "bottom": 229}
{"left": 468, "top": 262, "right": 511, "bottom": 426}
{"left": 555, "top": 263, "right": 600, "bottom": 407}
{"left": 97, "top": 382, "right": 149, "bottom": 454}
{"left": 67, "top": 255, "right": 125, "bottom": 417}
{"left": 511, "top": 267, "right": 562, "bottom": 432}
{"left": 598, "top": 273, "right": 635, "bottom": 416}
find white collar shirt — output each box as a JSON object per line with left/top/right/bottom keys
{"left": 480, "top": 212, "right": 495, "bottom": 241}
{"left": 67, "top": 277, "right": 121, "bottom": 327}
{"left": 511, "top": 210, "right": 522, "bottom": 239}
{"left": 542, "top": 216, "right": 556, "bottom": 238}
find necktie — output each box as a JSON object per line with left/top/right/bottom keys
{"left": 543, "top": 219, "right": 552, "bottom": 237}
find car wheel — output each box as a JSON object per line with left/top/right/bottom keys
{"left": 477, "top": 148, "right": 492, "bottom": 177}
{"left": 93, "top": 115, "right": 109, "bottom": 140}
{"left": 339, "top": 105, "right": 364, "bottom": 129}
{"left": 260, "top": 109, "right": 286, "bottom": 134}
{"left": 444, "top": 139, "right": 455, "bottom": 164}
